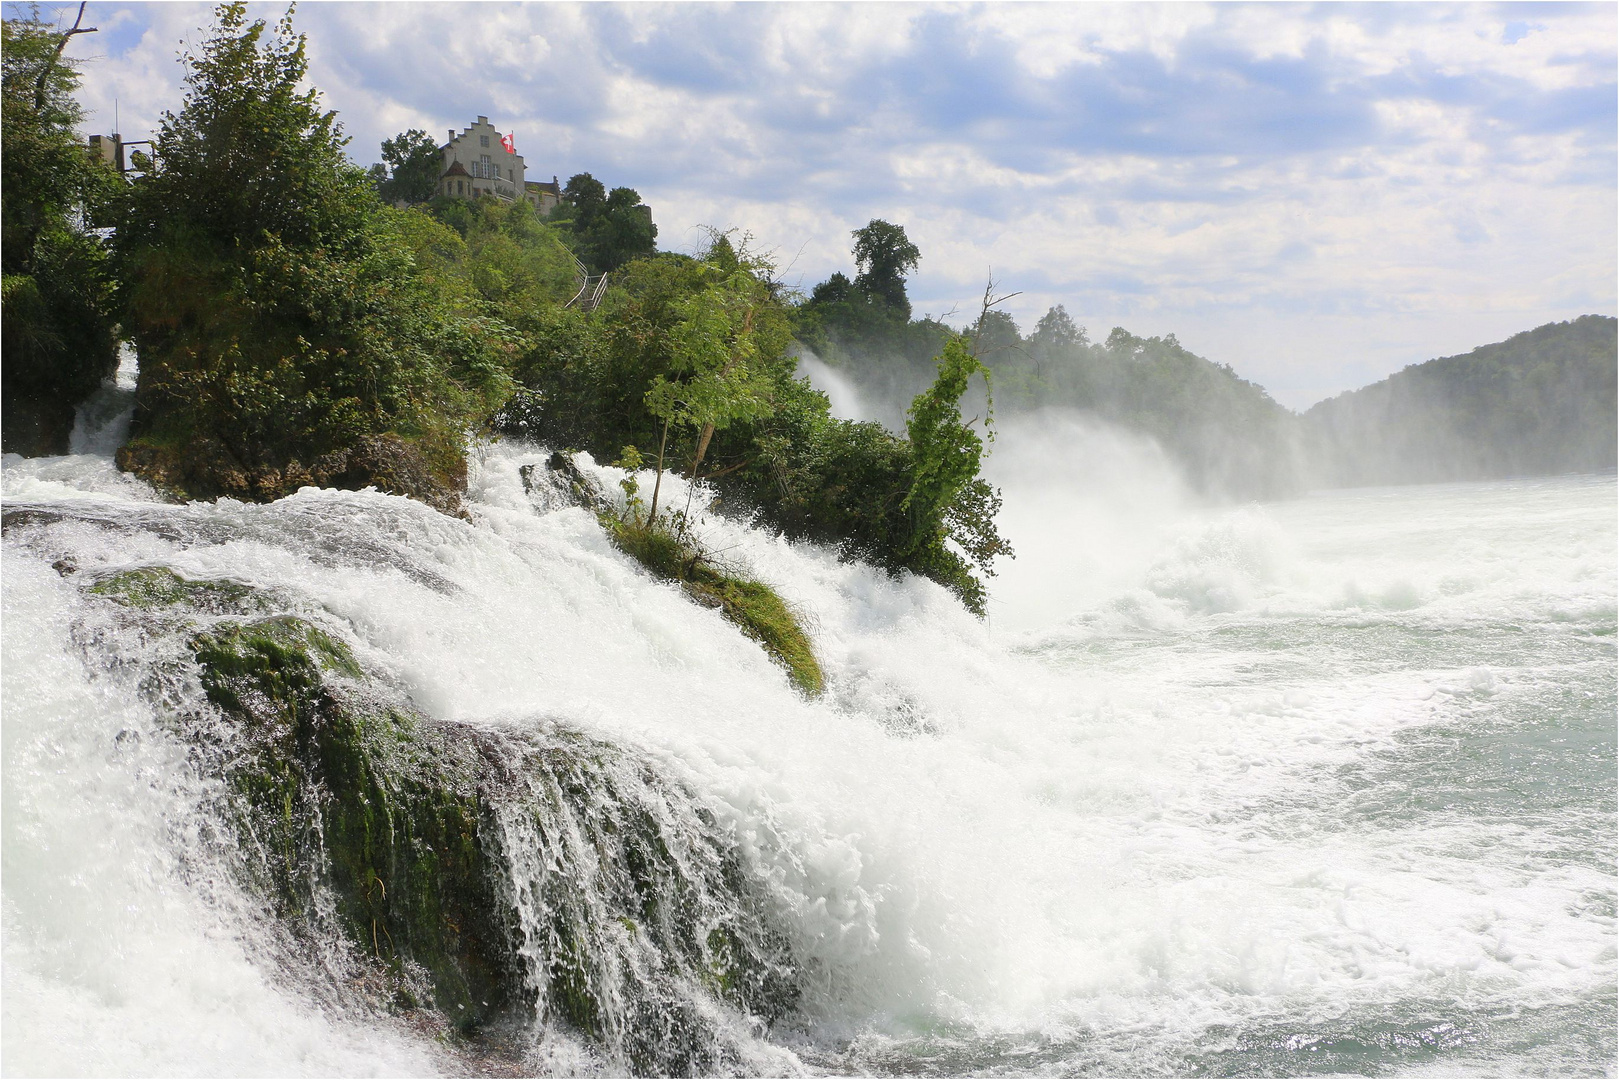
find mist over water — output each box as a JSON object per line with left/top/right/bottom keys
{"left": 794, "top": 348, "right": 887, "bottom": 428}
{"left": 3, "top": 386, "right": 1614, "bottom": 1075}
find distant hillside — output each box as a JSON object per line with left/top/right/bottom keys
{"left": 982, "top": 325, "right": 1306, "bottom": 499}
{"left": 1304, "top": 316, "right": 1617, "bottom": 487}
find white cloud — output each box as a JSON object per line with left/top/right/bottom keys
{"left": 53, "top": 0, "right": 1618, "bottom": 408}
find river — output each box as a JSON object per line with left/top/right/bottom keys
{"left": 3, "top": 385, "right": 1613, "bottom": 1076}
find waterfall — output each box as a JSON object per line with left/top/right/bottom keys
{"left": 3, "top": 402, "right": 1614, "bottom": 1075}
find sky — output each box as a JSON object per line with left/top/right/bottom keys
{"left": 32, "top": 1, "right": 1619, "bottom": 409}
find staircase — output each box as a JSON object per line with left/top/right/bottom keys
{"left": 564, "top": 254, "right": 609, "bottom": 313}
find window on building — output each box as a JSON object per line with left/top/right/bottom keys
{"left": 457, "top": 180, "right": 464, "bottom": 195}
{"left": 480, "top": 135, "right": 490, "bottom": 147}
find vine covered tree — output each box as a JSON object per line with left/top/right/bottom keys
{"left": 900, "top": 337, "right": 1012, "bottom": 613}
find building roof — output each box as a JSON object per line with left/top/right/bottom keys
{"left": 442, "top": 160, "right": 470, "bottom": 178}
{"left": 524, "top": 179, "right": 560, "bottom": 195}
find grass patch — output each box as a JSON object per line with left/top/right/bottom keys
{"left": 606, "top": 514, "right": 824, "bottom": 698}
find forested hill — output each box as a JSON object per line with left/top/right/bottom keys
{"left": 794, "top": 223, "right": 1304, "bottom": 500}
{"left": 1303, "top": 316, "right": 1617, "bottom": 487}
{"left": 984, "top": 321, "right": 1304, "bottom": 499}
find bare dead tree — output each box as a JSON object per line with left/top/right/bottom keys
{"left": 33, "top": 2, "right": 98, "bottom": 111}
{"left": 969, "top": 270, "right": 1025, "bottom": 363}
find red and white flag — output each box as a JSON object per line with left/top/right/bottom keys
{"left": 501, "top": 132, "right": 515, "bottom": 154}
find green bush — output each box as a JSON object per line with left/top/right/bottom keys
{"left": 115, "top": 3, "right": 518, "bottom": 509}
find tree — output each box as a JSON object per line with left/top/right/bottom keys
{"left": 892, "top": 337, "right": 1013, "bottom": 613}
{"left": 115, "top": 2, "right": 516, "bottom": 509}
{"left": 376, "top": 127, "right": 441, "bottom": 205}
{"left": 562, "top": 172, "right": 607, "bottom": 219}
{"left": 970, "top": 309, "right": 1022, "bottom": 360}
{"left": 556, "top": 173, "right": 657, "bottom": 273}
{"left": 851, "top": 218, "right": 921, "bottom": 318}
{"left": 1029, "top": 304, "right": 1084, "bottom": 353}
{"left": 809, "top": 271, "right": 852, "bottom": 306}
{"left": 119, "top": 3, "right": 371, "bottom": 256}
{"left": 586, "top": 186, "right": 657, "bottom": 271}
{"left": 1, "top": 3, "right": 120, "bottom": 454}
{"left": 641, "top": 260, "right": 776, "bottom": 520}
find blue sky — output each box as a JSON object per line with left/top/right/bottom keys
{"left": 36, "top": 1, "right": 1619, "bottom": 408}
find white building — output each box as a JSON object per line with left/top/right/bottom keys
{"left": 435, "top": 115, "right": 560, "bottom": 213}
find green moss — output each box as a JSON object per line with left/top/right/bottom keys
{"left": 311, "top": 705, "right": 510, "bottom": 1026}
{"left": 605, "top": 515, "right": 824, "bottom": 697}
{"left": 89, "top": 565, "right": 261, "bottom": 613}
{"left": 704, "top": 577, "right": 824, "bottom": 697}
{"left": 186, "top": 613, "right": 517, "bottom": 1030}
{"left": 191, "top": 616, "right": 361, "bottom": 715}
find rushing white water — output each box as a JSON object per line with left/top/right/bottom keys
{"left": 793, "top": 350, "right": 877, "bottom": 427}
{"left": 3, "top": 397, "right": 1614, "bottom": 1075}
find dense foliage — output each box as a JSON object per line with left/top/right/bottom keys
{"left": 0, "top": 4, "right": 121, "bottom": 454}
{"left": 114, "top": 3, "right": 517, "bottom": 508}
{"left": 372, "top": 127, "right": 441, "bottom": 205}
{"left": 549, "top": 172, "right": 658, "bottom": 274}
{"left": 796, "top": 225, "right": 1304, "bottom": 500}
{"left": 503, "top": 230, "right": 1012, "bottom": 612}
{"left": 1304, "top": 316, "right": 1618, "bottom": 485}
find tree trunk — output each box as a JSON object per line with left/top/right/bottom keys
{"left": 33, "top": 3, "right": 96, "bottom": 111}
{"left": 647, "top": 418, "right": 670, "bottom": 525}
{"left": 690, "top": 422, "right": 716, "bottom": 477}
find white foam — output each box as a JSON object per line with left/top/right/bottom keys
{"left": 2, "top": 429, "right": 1612, "bottom": 1073}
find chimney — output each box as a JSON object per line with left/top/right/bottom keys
{"left": 447, "top": 129, "right": 454, "bottom": 143}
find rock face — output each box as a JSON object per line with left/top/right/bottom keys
{"left": 84, "top": 564, "right": 800, "bottom": 1073}
{"left": 518, "top": 450, "right": 610, "bottom": 513}
{"left": 0, "top": 396, "right": 78, "bottom": 456}
{"left": 116, "top": 433, "right": 465, "bottom": 514}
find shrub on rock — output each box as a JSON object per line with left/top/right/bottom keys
{"left": 114, "top": 3, "right": 516, "bottom": 510}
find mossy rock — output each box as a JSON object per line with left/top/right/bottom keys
{"left": 187, "top": 613, "right": 518, "bottom": 1029}
{"left": 88, "top": 565, "right": 265, "bottom": 615}
{"left": 87, "top": 560, "right": 803, "bottom": 1068}
{"left": 606, "top": 516, "right": 825, "bottom": 697}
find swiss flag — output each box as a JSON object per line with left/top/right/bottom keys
{"left": 501, "top": 132, "right": 515, "bottom": 154}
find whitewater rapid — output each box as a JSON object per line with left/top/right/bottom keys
{"left": 3, "top": 399, "right": 1614, "bottom": 1075}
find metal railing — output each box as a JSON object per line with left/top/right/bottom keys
{"left": 564, "top": 270, "right": 610, "bottom": 313}
{"left": 564, "top": 254, "right": 590, "bottom": 309}
{"left": 586, "top": 274, "right": 609, "bottom": 311}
